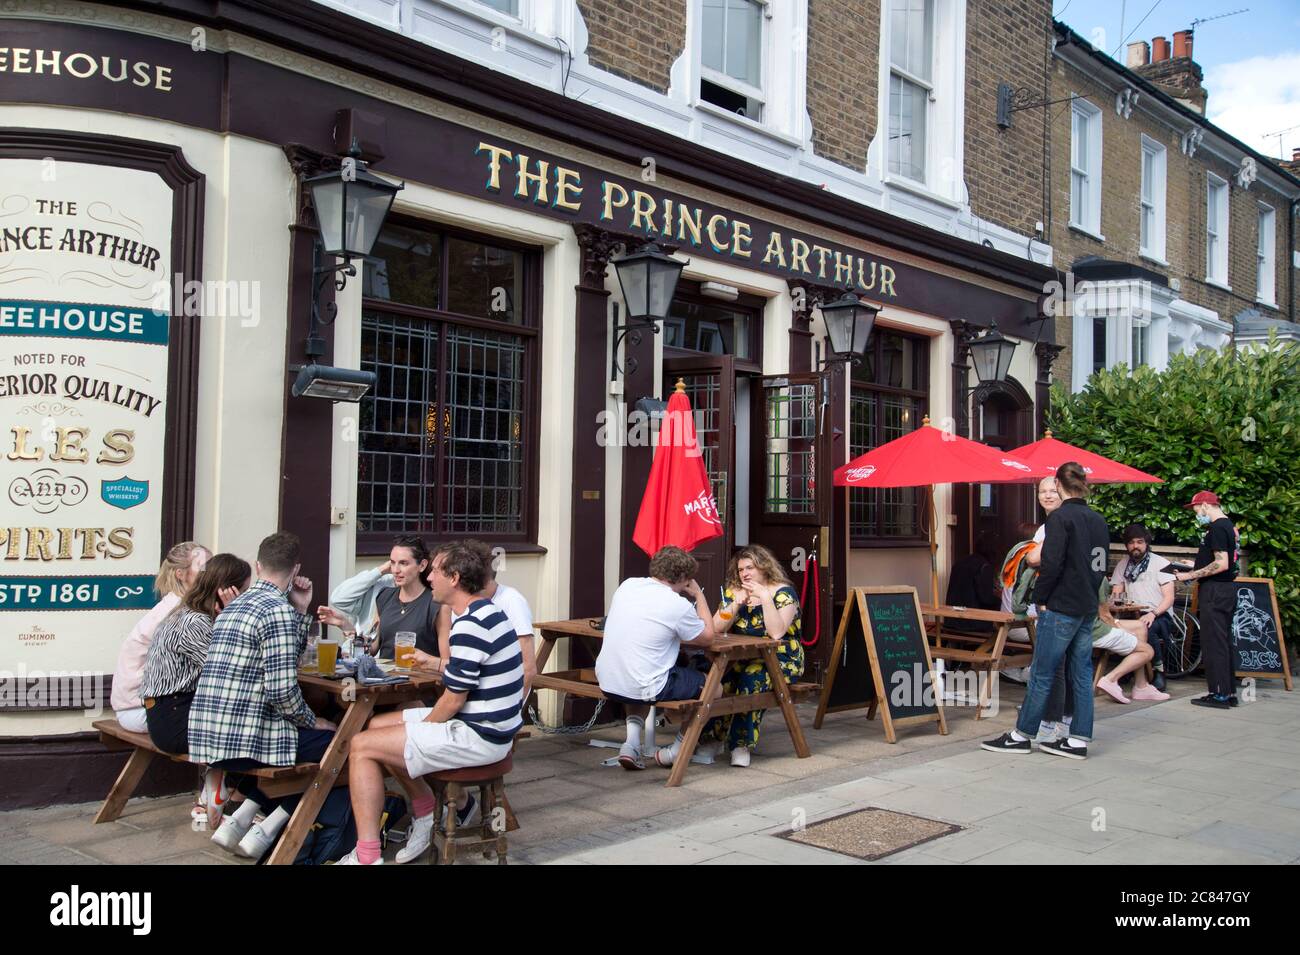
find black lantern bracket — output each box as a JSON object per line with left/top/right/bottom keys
{"left": 996, "top": 83, "right": 1082, "bottom": 130}
{"left": 611, "top": 304, "right": 661, "bottom": 380}
{"left": 607, "top": 239, "right": 688, "bottom": 384}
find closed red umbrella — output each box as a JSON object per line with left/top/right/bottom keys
{"left": 1007, "top": 431, "right": 1163, "bottom": 484}
{"left": 833, "top": 417, "right": 1037, "bottom": 603}
{"left": 633, "top": 380, "right": 724, "bottom": 556}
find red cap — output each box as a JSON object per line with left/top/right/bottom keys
{"left": 1185, "top": 491, "right": 1220, "bottom": 508}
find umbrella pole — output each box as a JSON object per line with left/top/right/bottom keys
{"left": 927, "top": 485, "right": 939, "bottom": 606}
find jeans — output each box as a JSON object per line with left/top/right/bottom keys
{"left": 212, "top": 726, "right": 336, "bottom": 812}
{"left": 1147, "top": 612, "right": 1172, "bottom": 670}
{"left": 1016, "top": 610, "right": 1095, "bottom": 741}
{"left": 1043, "top": 660, "right": 1074, "bottom": 724}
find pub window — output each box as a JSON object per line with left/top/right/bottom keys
{"left": 664, "top": 283, "right": 761, "bottom": 363}
{"left": 357, "top": 221, "right": 539, "bottom": 548}
{"left": 887, "top": 0, "right": 934, "bottom": 182}
{"left": 699, "top": 0, "right": 766, "bottom": 121}
{"left": 849, "top": 329, "right": 929, "bottom": 544}
{"left": 476, "top": 0, "right": 521, "bottom": 16}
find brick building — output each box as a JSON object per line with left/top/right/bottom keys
{"left": 0, "top": 0, "right": 1089, "bottom": 799}
{"left": 1046, "top": 22, "right": 1300, "bottom": 390}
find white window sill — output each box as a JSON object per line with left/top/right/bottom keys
{"left": 1205, "top": 277, "right": 1232, "bottom": 292}
{"left": 1255, "top": 298, "right": 1279, "bottom": 310}
{"left": 1139, "top": 253, "right": 1169, "bottom": 268}
{"left": 694, "top": 100, "right": 802, "bottom": 149}
{"left": 1069, "top": 223, "right": 1106, "bottom": 243}
{"left": 884, "top": 174, "right": 963, "bottom": 210}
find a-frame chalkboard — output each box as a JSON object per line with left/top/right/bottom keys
{"left": 1230, "top": 577, "right": 1292, "bottom": 691}
{"left": 813, "top": 586, "right": 947, "bottom": 743}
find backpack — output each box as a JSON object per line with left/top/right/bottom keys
{"left": 1000, "top": 540, "right": 1039, "bottom": 619}
{"left": 256, "top": 789, "right": 405, "bottom": 865}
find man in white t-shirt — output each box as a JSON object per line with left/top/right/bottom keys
{"left": 1109, "top": 523, "right": 1176, "bottom": 692}
{"left": 596, "top": 546, "right": 717, "bottom": 770}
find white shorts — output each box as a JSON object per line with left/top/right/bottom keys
{"left": 401, "top": 708, "right": 511, "bottom": 778}
{"left": 1093, "top": 627, "right": 1138, "bottom": 654}
{"left": 116, "top": 707, "right": 148, "bottom": 733}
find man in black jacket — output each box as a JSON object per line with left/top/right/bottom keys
{"left": 983, "top": 462, "right": 1109, "bottom": 759}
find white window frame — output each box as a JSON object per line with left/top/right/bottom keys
{"left": 1139, "top": 135, "right": 1166, "bottom": 263}
{"left": 873, "top": 0, "right": 966, "bottom": 204}
{"left": 698, "top": 0, "right": 768, "bottom": 120}
{"left": 886, "top": 0, "right": 933, "bottom": 183}
{"left": 687, "top": 0, "right": 808, "bottom": 141}
{"left": 1069, "top": 97, "right": 1103, "bottom": 239}
{"left": 1257, "top": 202, "right": 1277, "bottom": 306}
{"left": 1206, "top": 174, "right": 1229, "bottom": 287}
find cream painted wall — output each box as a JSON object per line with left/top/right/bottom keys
{"left": 1, "top": 107, "right": 294, "bottom": 734}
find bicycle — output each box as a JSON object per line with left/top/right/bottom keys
{"left": 1161, "top": 583, "right": 1202, "bottom": 679}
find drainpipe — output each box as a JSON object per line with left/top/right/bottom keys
{"left": 1291, "top": 196, "right": 1298, "bottom": 325}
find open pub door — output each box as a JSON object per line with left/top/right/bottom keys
{"left": 748, "top": 373, "right": 839, "bottom": 682}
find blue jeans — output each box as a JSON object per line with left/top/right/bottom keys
{"left": 1016, "top": 610, "right": 1095, "bottom": 741}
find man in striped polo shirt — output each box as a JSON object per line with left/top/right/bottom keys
{"left": 339, "top": 541, "right": 523, "bottom": 865}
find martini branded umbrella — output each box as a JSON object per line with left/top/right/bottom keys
{"left": 833, "top": 416, "right": 1037, "bottom": 604}
{"left": 632, "top": 379, "right": 724, "bottom": 556}
{"left": 1007, "top": 430, "right": 1163, "bottom": 485}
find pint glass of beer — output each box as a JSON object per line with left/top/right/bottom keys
{"left": 395, "top": 631, "right": 417, "bottom": 669}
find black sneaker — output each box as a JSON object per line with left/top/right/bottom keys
{"left": 1190, "top": 693, "right": 1232, "bottom": 709}
{"left": 980, "top": 732, "right": 1031, "bottom": 754}
{"left": 1152, "top": 670, "right": 1166, "bottom": 692}
{"left": 1039, "top": 738, "right": 1088, "bottom": 760}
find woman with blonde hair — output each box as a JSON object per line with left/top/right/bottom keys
{"left": 111, "top": 541, "right": 209, "bottom": 733}
{"left": 655, "top": 544, "right": 804, "bottom": 769}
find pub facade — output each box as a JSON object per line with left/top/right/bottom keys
{"left": 0, "top": 0, "right": 1062, "bottom": 803}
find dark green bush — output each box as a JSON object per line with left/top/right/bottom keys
{"left": 1049, "top": 336, "right": 1300, "bottom": 648}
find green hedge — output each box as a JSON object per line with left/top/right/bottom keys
{"left": 1048, "top": 336, "right": 1300, "bottom": 648}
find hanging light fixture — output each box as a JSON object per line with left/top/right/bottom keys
{"left": 968, "top": 319, "right": 1018, "bottom": 383}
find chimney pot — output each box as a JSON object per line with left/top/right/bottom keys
{"left": 1152, "top": 36, "right": 1171, "bottom": 62}
{"left": 1173, "top": 30, "right": 1194, "bottom": 60}
{"left": 1126, "top": 41, "right": 1151, "bottom": 68}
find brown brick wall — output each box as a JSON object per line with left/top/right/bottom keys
{"left": 577, "top": 0, "right": 686, "bottom": 94}
{"left": 964, "top": 0, "right": 1053, "bottom": 237}
{"left": 1049, "top": 56, "right": 1297, "bottom": 391}
{"left": 806, "top": 0, "right": 878, "bottom": 171}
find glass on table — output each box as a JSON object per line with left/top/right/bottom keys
{"left": 394, "top": 631, "right": 417, "bottom": 670}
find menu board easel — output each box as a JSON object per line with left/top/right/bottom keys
{"left": 814, "top": 586, "right": 947, "bottom": 743}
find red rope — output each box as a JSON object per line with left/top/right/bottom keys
{"left": 799, "top": 553, "right": 821, "bottom": 647}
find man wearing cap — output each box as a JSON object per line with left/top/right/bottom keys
{"left": 1176, "top": 492, "right": 1240, "bottom": 709}
{"left": 1109, "top": 523, "right": 1176, "bottom": 692}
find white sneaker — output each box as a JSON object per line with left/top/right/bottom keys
{"left": 617, "top": 743, "right": 644, "bottom": 771}
{"left": 334, "top": 848, "right": 383, "bottom": 865}
{"left": 210, "top": 815, "right": 251, "bottom": 853}
{"left": 235, "top": 819, "right": 281, "bottom": 859}
{"left": 395, "top": 813, "right": 434, "bottom": 863}
{"left": 730, "top": 747, "right": 751, "bottom": 767}
{"left": 199, "top": 769, "right": 232, "bottom": 830}
{"left": 696, "top": 740, "right": 725, "bottom": 760}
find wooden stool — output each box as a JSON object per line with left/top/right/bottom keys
{"left": 426, "top": 755, "right": 514, "bottom": 865}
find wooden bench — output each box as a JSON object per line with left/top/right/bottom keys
{"left": 93, "top": 719, "right": 346, "bottom": 824}
{"left": 533, "top": 620, "right": 817, "bottom": 786}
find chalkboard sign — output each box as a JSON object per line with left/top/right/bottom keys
{"left": 1230, "top": 578, "right": 1292, "bottom": 690}
{"left": 814, "top": 587, "right": 947, "bottom": 743}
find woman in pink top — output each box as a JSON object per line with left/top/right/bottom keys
{"left": 111, "top": 541, "right": 210, "bottom": 732}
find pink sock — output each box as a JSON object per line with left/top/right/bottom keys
{"left": 411, "top": 795, "right": 437, "bottom": 820}
{"left": 356, "top": 839, "right": 381, "bottom": 865}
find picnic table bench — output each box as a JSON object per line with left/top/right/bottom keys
{"left": 92, "top": 719, "right": 347, "bottom": 824}
{"left": 921, "top": 604, "right": 1036, "bottom": 719}
{"left": 533, "top": 618, "right": 819, "bottom": 786}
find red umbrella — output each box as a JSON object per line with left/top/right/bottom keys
{"left": 633, "top": 380, "right": 724, "bottom": 556}
{"left": 1007, "top": 430, "right": 1163, "bottom": 484}
{"left": 833, "top": 417, "right": 1037, "bottom": 603}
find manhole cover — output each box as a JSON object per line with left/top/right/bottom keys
{"left": 779, "top": 807, "right": 961, "bottom": 861}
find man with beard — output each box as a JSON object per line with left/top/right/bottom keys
{"left": 1109, "top": 523, "right": 1176, "bottom": 691}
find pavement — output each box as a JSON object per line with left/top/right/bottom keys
{"left": 4, "top": 674, "right": 1299, "bottom": 865}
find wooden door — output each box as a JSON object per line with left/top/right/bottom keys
{"left": 663, "top": 355, "right": 735, "bottom": 602}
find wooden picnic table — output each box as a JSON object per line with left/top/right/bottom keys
{"left": 533, "top": 619, "right": 815, "bottom": 787}
{"left": 920, "top": 604, "right": 1036, "bottom": 719}
{"left": 264, "top": 666, "right": 441, "bottom": 865}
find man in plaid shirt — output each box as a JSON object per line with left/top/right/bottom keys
{"left": 189, "top": 532, "right": 337, "bottom": 858}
